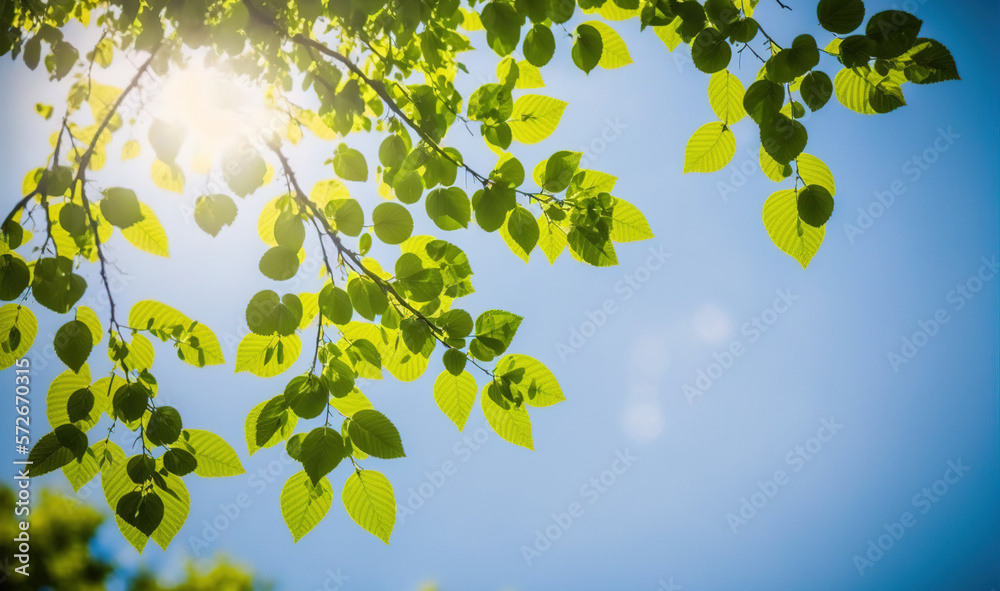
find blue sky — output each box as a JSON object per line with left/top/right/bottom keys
{"left": 2, "top": 1, "right": 998, "bottom": 590}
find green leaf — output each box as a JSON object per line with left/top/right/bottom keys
{"left": 797, "top": 153, "right": 836, "bottom": 195}
{"left": 743, "top": 80, "right": 784, "bottom": 124}
{"left": 584, "top": 21, "right": 632, "bottom": 69}
{"left": 326, "top": 199, "right": 365, "bottom": 236}
{"left": 762, "top": 189, "right": 825, "bottom": 268}
{"left": 285, "top": 374, "right": 329, "bottom": 419}
{"left": 708, "top": 70, "right": 746, "bottom": 124}
{"left": 395, "top": 253, "right": 444, "bottom": 302}
{"left": 319, "top": 283, "right": 353, "bottom": 325}
{"left": 434, "top": 370, "right": 477, "bottom": 430}
{"left": 347, "top": 409, "right": 405, "bottom": 459}
{"left": 572, "top": 24, "right": 603, "bottom": 74}
{"left": 472, "top": 186, "right": 515, "bottom": 232}
{"left": 300, "top": 426, "right": 347, "bottom": 485}
{"left": 500, "top": 206, "right": 540, "bottom": 262}
{"left": 568, "top": 226, "right": 616, "bottom": 267}
{"left": 100, "top": 187, "right": 145, "bottom": 228}
{"left": 766, "top": 34, "right": 819, "bottom": 83}
{"left": 48, "top": 365, "right": 101, "bottom": 430}
{"left": 481, "top": 382, "right": 533, "bottom": 449}
{"left": 817, "top": 0, "right": 865, "bottom": 34}
{"left": 120, "top": 202, "right": 169, "bottom": 257}
{"left": 246, "top": 394, "right": 298, "bottom": 455}
{"left": 691, "top": 28, "right": 731, "bottom": 74}
{"left": 180, "top": 429, "right": 246, "bottom": 477}
{"left": 148, "top": 469, "right": 189, "bottom": 550}
{"left": 609, "top": 198, "right": 654, "bottom": 242}
{"left": 117, "top": 491, "right": 164, "bottom": 537}
{"left": 683, "top": 122, "right": 735, "bottom": 173}
{"left": 194, "top": 194, "right": 237, "bottom": 237}
{"left": 379, "top": 135, "right": 406, "bottom": 168}
{"left": 274, "top": 212, "right": 305, "bottom": 251}
{"left": 372, "top": 203, "right": 413, "bottom": 245}
{"left": 507, "top": 95, "right": 568, "bottom": 144}
{"left": 869, "top": 81, "right": 906, "bottom": 113}
{"left": 523, "top": 25, "right": 556, "bottom": 67}
{"left": 148, "top": 119, "right": 185, "bottom": 162}
{"left": 536, "top": 216, "right": 568, "bottom": 264}
{"left": 472, "top": 310, "right": 523, "bottom": 359}
{"left": 496, "top": 354, "right": 565, "bottom": 407}
{"left": 481, "top": 1, "right": 523, "bottom": 56}
{"left": 536, "top": 151, "right": 583, "bottom": 193}
{"left": 27, "top": 427, "right": 78, "bottom": 476}
{"left": 281, "top": 470, "right": 333, "bottom": 542}
{"left": 904, "top": 39, "right": 960, "bottom": 84}
{"left": 834, "top": 67, "right": 878, "bottom": 114}
{"left": 800, "top": 71, "right": 833, "bottom": 111}
{"left": 0, "top": 254, "right": 31, "bottom": 302}
{"left": 235, "top": 333, "right": 301, "bottom": 377}
{"left": 221, "top": 145, "right": 266, "bottom": 197}
{"left": 246, "top": 290, "right": 303, "bottom": 336}
{"left": 796, "top": 185, "right": 835, "bottom": 227}
{"left": 333, "top": 145, "right": 368, "bottom": 182}
{"left": 259, "top": 246, "right": 300, "bottom": 281}
{"left": 128, "top": 300, "right": 225, "bottom": 366}
{"left": 760, "top": 114, "right": 808, "bottom": 165}
{"left": 425, "top": 187, "right": 471, "bottom": 231}
{"left": 865, "top": 10, "right": 921, "bottom": 59}
{"left": 67, "top": 387, "right": 95, "bottom": 422}
{"left": 146, "top": 406, "right": 183, "bottom": 446}
{"left": 329, "top": 387, "right": 374, "bottom": 417}
{"left": 112, "top": 382, "right": 150, "bottom": 422}
{"left": 62, "top": 446, "right": 100, "bottom": 491}
{"left": 162, "top": 448, "right": 197, "bottom": 476}
{"left": 151, "top": 160, "right": 186, "bottom": 193}
{"left": 342, "top": 469, "right": 396, "bottom": 544}
{"left": 54, "top": 320, "right": 92, "bottom": 373}
{"left": 347, "top": 276, "right": 388, "bottom": 320}
{"left": 32, "top": 256, "right": 87, "bottom": 314}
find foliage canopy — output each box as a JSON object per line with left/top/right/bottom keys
{"left": 0, "top": 0, "right": 957, "bottom": 549}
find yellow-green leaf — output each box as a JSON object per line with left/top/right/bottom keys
{"left": 507, "top": 94, "right": 567, "bottom": 144}
{"left": 151, "top": 159, "right": 185, "bottom": 193}
{"left": 481, "top": 383, "right": 533, "bottom": 449}
{"left": 683, "top": 122, "right": 736, "bottom": 173}
{"left": 610, "top": 198, "right": 653, "bottom": 242}
{"left": 121, "top": 203, "right": 169, "bottom": 257}
{"left": 235, "top": 333, "right": 301, "bottom": 377}
{"left": 762, "top": 189, "right": 825, "bottom": 268}
{"left": 433, "top": 370, "right": 477, "bottom": 430}
{"left": 281, "top": 470, "right": 333, "bottom": 542}
{"left": 584, "top": 21, "right": 632, "bottom": 69}
{"left": 797, "top": 153, "right": 836, "bottom": 195}
{"left": 708, "top": 70, "right": 747, "bottom": 124}
{"left": 342, "top": 469, "right": 396, "bottom": 544}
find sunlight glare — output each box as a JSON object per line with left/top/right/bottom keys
{"left": 157, "top": 59, "right": 277, "bottom": 155}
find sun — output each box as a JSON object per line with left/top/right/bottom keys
{"left": 156, "top": 58, "right": 278, "bottom": 157}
